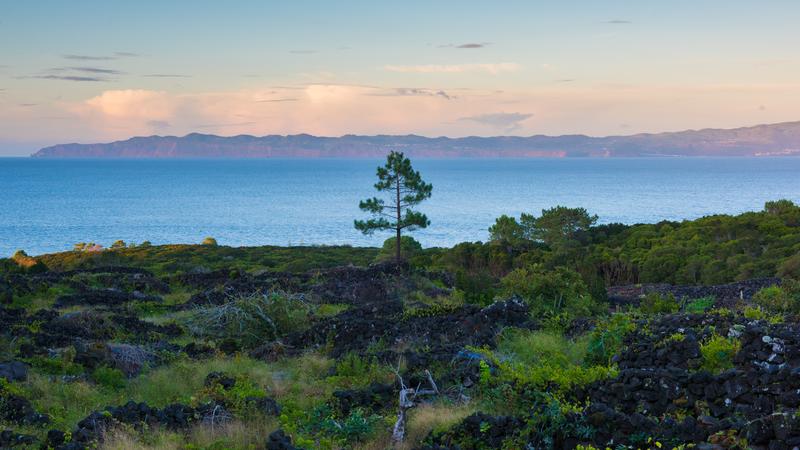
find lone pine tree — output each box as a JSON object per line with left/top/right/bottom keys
{"left": 354, "top": 151, "right": 433, "bottom": 262}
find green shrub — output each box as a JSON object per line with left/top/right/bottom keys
{"left": 305, "top": 404, "right": 381, "bottom": 444}
{"left": 499, "top": 265, "right": 597, "bottom": 318}
{"left": 324, "top": 408, "right": 381, "bottom": 443}
{"left": 743, "top": 305, "right": 783, "bottom": 323}
{"left": 778, "top": 252, "right": 800, "bottom": 279}
{"left": 495, "top": 329, "right": 587, "bottom": 368}
{"left": 29, "top": 355, "right": 84, "bottom": 376}
{"left": 684, "top": 296, "right": 715, "bottom": 313}
{"left": 11, "top": 250, "right": 46, "bottom": 271}
{"left": 586, "top": 313, "right": 636, "bottom": 366}
{"left": 92, "top": 366, "right": 127, "bottom": 389}
{"left": 639, "top": 292, "right": 680, "bottom": 315}
{"left": 375, "top": 236, "right": 424, "bottom": 263}
{"left": 328, "top": 353, "right": 389, "bottom": 388}
{"left": 202, "top": 237, "right": 218, "bottom": 246}
{"left": 699, "top": 334, "right": 741, "bottom": 374}
{"left": 454, "top": 270, "right": 496, "bottom": 306}
{"left": 184, "top": 292, "right": 312, "bottom": 348}
{"left": 753, "top": 281, "right": 800, "bottom": 314}
{"left": 203, "top": 376, "right": 266, "bottom": 414}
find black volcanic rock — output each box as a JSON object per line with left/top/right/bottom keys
{"left": 31, "top": 121, "right": 800, "bottom": 158}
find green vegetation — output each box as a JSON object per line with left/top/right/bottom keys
{"left": 639, "top": 292, "right": 680, "bottom": 315}
{"left": 1, "top": 198, "right": 799, "bottom": 449}
{"left": 699, "top": 334, "right": 741, "bottom": 374}
{"left": 753, "top": 280, "right": 800, "bottom": 314}
{"left": 684, "top": 296, "right": 715, "bottom": 313}
{"left": 499, "top": 265, "right": 600, "bottom": 320}
{"left": 32, "top": 243, "right": 377, "bottom": 274}
{"left": 586, "top": 313, "right": 636, "bottom": 365}
{"left": 184, "top": 292, "right": 313, "bottom": 348}
{"left": 375, "top": 236, "right": 424, "bottom": 264}
{"left": 437, "top": 200, "right": 800, "bottom": 291}
{"left": 495, "top": 329, "right": 588, "bottom": 369}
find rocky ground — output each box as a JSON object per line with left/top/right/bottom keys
{"left": 1, "top": 258, "right": 799, "bottom": 449}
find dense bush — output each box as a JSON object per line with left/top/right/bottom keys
{"left": 91, "top": 366, "right": 127, "bottom": 389}
{"left": 454, "top": 269, "right": 496, "bottom": 305}
{"left": 699, "top": 334, "right": 741, "bottom": 374}
{"left": 779, "top": 252, "right": 800, "bottom": 279}
{"left": 753, "top": 280, "right": 800, "bottom": 314}
{"left": 499, "top": 265, "right": 598, "bottom": 318}
{"left": 375, "top": 236, "right": 424, "bottom": 264}
{"left": 434, "top": 199, "right": 800, "bottom": 287}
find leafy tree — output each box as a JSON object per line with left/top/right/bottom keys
{"left": 765, "top": 199, "right": 800, "bottom": 226}
{"left": 488, "top": 215, "right": 524, "bottom": 245}
{"left": 521, "top": 206, "right": 598, "bottom": 248}
{"left": 765, "top": 199, "right": 797, "bottom": 215}
{"left": 354, "top": 151, "right": 432, "bottom": 262}
{"left": 111, "top": 240, "right": 127, "bottom": 249}
{"left": 779, "top": 252, "right": 800, "bottom": 279}
{"left": 202, "top": 237, "right": 218, "bottom": 246}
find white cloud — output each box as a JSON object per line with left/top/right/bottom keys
{"left": 84, "top": 90, "right": 173, "bottom": 119}
{"left": 460, "top": 112, "right": 533, "bottom": 131}
{"left": 383, "top": 63, "right": 520, "bottom": 74}
{"left": 5, "top": 82, "right": 800, "bottom": 146}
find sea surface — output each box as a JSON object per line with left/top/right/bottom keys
{"left": 1, "top": 157, "right": 800, "bottom": 256}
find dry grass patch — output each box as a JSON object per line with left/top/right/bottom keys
{"left": 100, "top": 418, "right": 278, "bottom": 450}
{"left": 397, "top": 402, "right": 476, "bottom": 449}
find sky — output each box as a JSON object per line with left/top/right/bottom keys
{"left": 1, "top": 0, "right": 800, "bottom": 155}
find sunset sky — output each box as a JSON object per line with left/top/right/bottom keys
{"left": 1, "top": 0, "right": 800, "bottom": 155}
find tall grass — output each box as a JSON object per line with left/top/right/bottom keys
{"left": 495, "top": 329, "right": 588, "bottom": 368}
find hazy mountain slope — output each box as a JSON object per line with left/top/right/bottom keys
{"left": 32, "top": 121, "right": 800, "bottom": 158}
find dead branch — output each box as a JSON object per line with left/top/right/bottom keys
{"left": 391, "top": 364, "right": 440, "bottom": 444}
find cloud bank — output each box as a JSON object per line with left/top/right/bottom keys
{"left": 4, "top": 82, "right": 800, "bottom": 147}
{"left": 383, "top": 63, "right": 520, "bottom": 74}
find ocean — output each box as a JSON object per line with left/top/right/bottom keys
{"left": 1, "top": 157, "right": 799, "bottom": 256}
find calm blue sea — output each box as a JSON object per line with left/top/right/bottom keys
{"left": 1, "top": 157, "right": 800, "bottom": 257}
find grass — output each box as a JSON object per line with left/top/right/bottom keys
{"left": 393, "top": 402, "right": 477, "bottom": 450}
{"left": 24, "top": 372, "right": 123, "bottom": 430}
{"left": 495, "top": 329, "right": 589, "bottom": 368}
{"left": 327, "top": 353, "right": 394, "bottom": 389}
{"left": 684, "top": 296, "right": 715, "bottom": 313}
{"left": 100, "top": 417, "right": 279, "bottom": 450}
{"left": 19, "top": 353, "right": 333, "bottom": 432}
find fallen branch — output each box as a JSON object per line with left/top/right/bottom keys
{"left": 391, "top": 364, "right": 439, "bottom": 444}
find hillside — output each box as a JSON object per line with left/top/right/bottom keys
{"left": 32, "top": 121, "right": 800, "bottom": 158}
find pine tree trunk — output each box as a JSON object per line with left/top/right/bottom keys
{"left": 395, "top": 176, "right": 401, "bottom": 263}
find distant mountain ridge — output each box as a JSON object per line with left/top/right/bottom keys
{"left": 31, "top": 121, "right": 800, "bottom": 158}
